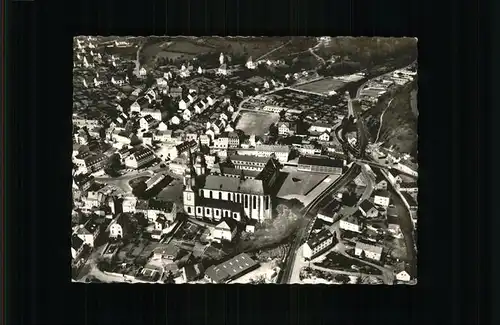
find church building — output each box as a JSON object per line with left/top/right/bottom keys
{"left": 182, "top": 149, "right": 279, "bottom": 224}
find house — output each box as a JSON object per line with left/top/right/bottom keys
{"left": 308, "top": 122, "right": 332, "bottom": 134}
{"left": 71, "top": 234, "right": 85, "bottom": 260}
{"left": 212, "top": 219, "right": 238, "bottom": 243}
{"left": 139, "top": 67, "right": 147, "bottom": 77}
{"left": 139, "top": 115, "right": 159, "bottom": 131}
{"left": 224, "top": 124, "right": 235, "bottom": 133}
{"left": 152, "top": 244, "right": 180, "bottom": 261}
{"left": 317, "top": 200, "right": 341, "bottom": 223}
{"left": 204, "top": 253, "right": 259, "bottom": 283}
{"left": 302, "top": 229, "right": 336, "bottom": 260}
{"left": 111, "top": 75, "right": 128, "bottom": 86}
{"left": 217, "top": 63, "right": 228, "bottom": 76}
{"left": 181, "top": 263, "right": 205, "bottom": 283}
{"left": 140, "top": 108, "right": 162, "bottom": 121}
{"left": 374, "top": 178, "right": 388, "bottom": 190}
{"left": 205, "top": 129, "right": 215, "bottom": 141}
{"left": 122, "top": 195, "right": 137, "bottom": 213}
{"left": 214, "top": 137, "right": 229, "bottom": 150}
{"left": 156, "top": 77, "right": 168, "bottom": 87}
{"left": 394, "top": 263, "right": 413, "bottom": 282}
{"left": 358, "top": 200, "right": 379, "bottom": 218}
{"left": 182, "top": 108, "right": 193, "bottom": 121}
{"left": 318, "top": 132, "right": 331, "bottom": 142}
{"left": 298, "top": 144, "right": 322, "bottom": 156}
{"left": 199, "top": 134, "right": 210, "bottom": 146}
{"left": 157, "top": 122, "right": 169, "bottom": 131}
{"left": 170, "top": 115, "right": 181, "bottom": 125}
{"left": 277, "top": 122, "right": 295, "bottom": 135}
{"left": 354, "top": 241, "right": 383, "bottom": 261}
{"left": 124, "top": 146, "right": 156, "bottom": 169}
{"left": 227, "top": 132, "right": 239, "bottom": 148}
{"left": 373, "top": 190, "right": 391, "bottom": 208}
{"left": 179, "top": 97, "right": 189, "bottom": 111}
{"left": 339, "top": 211, "right": 364, "bottom": 233}
{"left": 74, "top": 219, "right": 101, "bottom": 247}
{"left": 153, "top": 129, "right": 173, "bottom": 143}
{"left": 108, "top": 213, "right": 129, "bottom": 239}
{"left": 206, "top": 95, "right": 216, "bottom": 106}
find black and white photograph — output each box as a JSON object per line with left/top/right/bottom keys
{"left": 71, "top": 36, "right": 418, "bottom": 285}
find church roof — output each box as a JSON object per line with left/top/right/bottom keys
{"left": 203, "top": 175, "right": 265, "bottom": 195}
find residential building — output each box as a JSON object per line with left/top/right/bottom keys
{"left": 374, "top": 178, "right": 388, "bottom": 190}
{"left": 317, "top": 200, "right": 342, "bottom": 223}
{"left": 199, "top": 134, "right": 210, "bottom": 146}
{"left": 228, "top": 132, "right": 240, "bottom": 148}
{"left": 145, "top": 174, "right": 166, "bottom": 191}
{"left": 318, "top": 132, "right": 331, "bottom": 142}
{"left": 122, "top": 195, "right": 137, "bottom": 213}
{"left": 302, "top": 229, "right": 336, "bottom": 260}
{"left": 297, "top": 156, "right": 344, "bottom": 174}
{"left": 298, "top": 144, "right": 322, "bottom": 156}
{"left": 339, "top": 211, "right": 364, "bottom": 233}
{"left": 373, "top": 190, "right": 391, "bottom": 208}
{"left": 74, "top": 219, "right": 101, "bottom": 247}
{"left": 214, "top": 137, "right": 229, "bottom": 149}
{"left": 84, "top": 153, "right": 108, "bottom": 173}
{"left": 139, "top": 115, "right": 159, "bottom": 131}
{"left": 354, "top": 241, "right": 383, "bottom": 261}
{"left": 212, "top": 219, "right": 238, "bottom": 243}
{"left": 140, "top": 108, "right": 162, "bottom": 121}
{"left": 219, "top": 167, "right": 260, "bottom": 180}
{"left": 309, "top": 122, "right": 332, "bottom": 134}
{"left": 399, "top": 181, "right": 418, "bottom": 193}
{"left": 154, "top": 129, "right": 173, "bottom": 143}
{"left": 204, "top": 253, "right": 259, "bottom": 283}
{"left": 124, "top": 146, "right": 156, "bottom": 169}
{"left": 358, "top": 200, "right": 379, "bottom": 218}
{"left": 402, "top": 192, "right": 418, "bottom": 212}
{"left": 108, "top": 213, "right": 129, "bottom": 239}
{"left": 278, "top": 122, "right": 295, "bottom": 135}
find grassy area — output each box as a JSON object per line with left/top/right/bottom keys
{"left": 277, "top": 172, "right": 328, "bottom": 198}
{"left": 128, "top": 176, "right": 149, "bottom": 189}
{"left": 294, "top": 78, "right": 346, "bottom": 94}
{"left": 235, "top": 111, "right": 280, "bottom": 136}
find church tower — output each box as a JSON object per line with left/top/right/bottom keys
{"left": 194, "top": 154, "right": 206, "bottom": 176}
{"left": 183, "top": 166, "right": 196, "bottom": 217}
{"left": 219, "top": 52, "right": 225, "bottom": 65}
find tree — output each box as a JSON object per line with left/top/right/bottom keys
{"left": 279, "top": 110, "right": 286, "bottom": 118}
{"left": 164, "top": 271, "right": 175, "bottom": 284}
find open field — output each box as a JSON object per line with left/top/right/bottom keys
{"left": 235, "top": 111, "right": 280, "bottom": 136}
{"left": 102, "top": 46, "right": 138, "bottom": 60}
{"left": 277, "top": 172, "right": 328, "bottom": 198}
{"left": 140, "top": 38, "right": 213, "bottom": 66}
{"left": 202, "top": 37, "right": 290, "bottom": 59}
{"left": 293, "top": 78, "right": 346, "bottom": 94}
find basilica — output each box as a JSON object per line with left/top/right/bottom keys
{"left": 182, "top": 150, "right": 280, "bottom": 224}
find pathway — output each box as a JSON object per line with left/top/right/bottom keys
{"left": 375, "top": 98, "right": 395, "bottom": 143}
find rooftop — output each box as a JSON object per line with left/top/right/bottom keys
{"left": 205, "top": 253, "right": 259, "bottom": 283}
{"left": 203, "top": 175, "right": 265, "bottom": 195}
{"left": 298, "top": 156, "right": 344, "bottom": 168}
{"left": 230, "top": 155, "right": 270, "bottom": 165}
{"left": 355, "top": 241, "right": 383, "bottom": 255}
{"left": 255, "top": 144, "right": 290, "bottom": 153}
{"left": 307, "top": 228, "right": 334, "bottom": 249}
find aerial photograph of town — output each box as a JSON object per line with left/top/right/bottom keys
{"left": 71, "top": 36, "right": 418, "bottom": 285}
